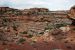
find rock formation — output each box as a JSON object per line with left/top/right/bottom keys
{"left": 68, "top": 5, "right": 75, "bottom": 25}
{"left": 0, "top": 6, "right": 75, "bottom": 50}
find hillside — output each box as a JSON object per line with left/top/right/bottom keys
{"left": 0, "top": 6, "right": 75, "bottom": 50}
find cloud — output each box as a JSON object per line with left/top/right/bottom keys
{"left": 0, "top": 0, "right": 11, "bottom": 7}
{"left": 0, "top": 0, "right": 75, "bottom": 10}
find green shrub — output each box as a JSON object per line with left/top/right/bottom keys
{"left": 45, "top": 27, "right": 52, "bottom": 30}
{"left": 3, "top": 18, "right": 7, "bottom": 22}
{"left": 30, "top": 41, "right": 36, "bottom": 45}
{"left": 13, "top": 25, "right": 17, "bottom": 31}
{"left": 2, "top": 17, "right": 10, "bottom": 22}
{"left": 45, "top": 23, "right": 53, "bottom": 30}
{"left": 18, "top": 38, "right": 26, "bottom": 43}
{"left": 27, "top": 34, "right": 33, "bottom": 38}
{"left": 39, "top": 32, "right": 44, "bottom": 34}
{"left": 21, "top": 31, "right": 28, "bottom": 34}
{"left": 55, "top": 24, "right": 67, "bottom": 28}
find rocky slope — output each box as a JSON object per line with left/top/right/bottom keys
{"left": 0, "top": 6, "right": 75, "bottom": 50}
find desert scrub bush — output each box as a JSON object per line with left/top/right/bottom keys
{"left": 45, "top": 23, "right": 54, "bottom": 30}
{"left": 30, "top": 41, "right": 36, "bottom": 45}
{"left": 12, "top": 25, "right": 17, "bottom": 31}
{"left": 39, "top": 32, "right": 44, "bottom": 34}
{"left": 12, "top": 22, "right": 19, "bottom": 31}
{"left": 2, "top": 17, "right": 10, "bottom": 22}
{"left": 20, "top": 31, "right": 28, "bottom": 34}
{"left": 18, "top": 38, "right": 26, "bottom": 44}
{"left": 27, "top": 34, "right": 33, "bottom": 38}
{"left": 12, "top": 23, "right": 19, "bottom": 31}
{"left": 55, "top": 24, "right": 67, "bottom": 28}
{"left": 45, "top": 27, "right": 52, "bottom": 30}
{"left": 72, "top": 28, "right": 75, "bottom": 30}
{"left": 1, "top": 17, "right": 10, "bottom": 26}
{"left": 3, "top": 18, "right": 8, "bottom": 22}
{"left": 2, "top": 22, "right": 7, "bottom": 26}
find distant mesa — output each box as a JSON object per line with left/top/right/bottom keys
{"left": 29, "top": 8, "right": 49, "bottom": 12}
{"left": 0, "top": 5, "right": 75, "bottom": 25}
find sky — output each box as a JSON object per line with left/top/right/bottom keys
{"left": 0, "top": 0, "right": 75, "bottom": 10}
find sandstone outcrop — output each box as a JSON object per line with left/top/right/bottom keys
{"left": 0, "top": 6, "right": 75, "bottom": 50}
{"left": 68, "top": 5, "right": 75, "bottom": 25}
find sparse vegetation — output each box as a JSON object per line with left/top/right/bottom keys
{"left": 12, "top": 23, "right": 19, "bottom": 31}
{"left": 30, "top": 41, "right": 36, "bottom": 45}
{"left": 3, "top": 18, "right": 8, "bottom": 22}
{"left": 27, "top": 34, "right": 33, "bottom": 38}
{"left": 45, "top": 27, "right": 52, "bottom": 30}
{"left": 45, "top": 23, "right": 53, "bottom": 30}
{"left": 12, "top": 25, "right": 17, "bottom": 31}
{"left": 39, "top": 32, "right": 44, "bottom": 35}
{"left": 0, "top": 30, "right": 8, "bottom": 42}
{"left": 0, "top": 6, "right": 75, "bottom": 50}
{"left": 72, "top": 28, "right": 75, "bottom": 30}
{"left": 1, "top": 17, "right": 10, "bottom": 26}
{"left": 18, "top": 38, "right": 26, "bottom": 43}
{"left": 20, "top": 31, "right": 28, "bottom": 34}
{"left": 55, "top": 24, "right": 68, "bottom": 28}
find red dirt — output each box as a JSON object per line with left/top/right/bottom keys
{"left": 0, "top": 41, "right": 75, "bottom": 50}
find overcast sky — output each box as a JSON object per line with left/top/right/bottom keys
{"left": 0, "top": 0, "right": 75, "bottom": 10}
